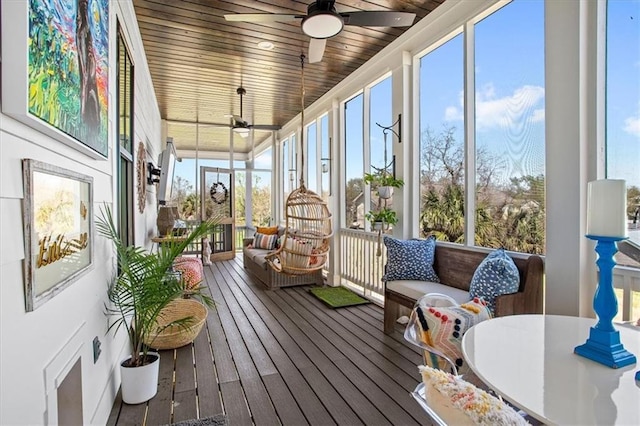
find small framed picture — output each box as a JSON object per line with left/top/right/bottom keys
{"left": 22, "top": 159, "right": 94, "bottom": 311}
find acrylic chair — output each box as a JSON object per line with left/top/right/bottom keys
{"left": 404, "top": 294, "right": 535, "bottom": 425}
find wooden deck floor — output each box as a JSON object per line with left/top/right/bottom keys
{"left": 107, "top": 255, "right": 428, "bottom": 426}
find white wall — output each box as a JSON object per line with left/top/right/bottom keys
{"left": 0, "top": 1, "right": 161, "bottom": 424}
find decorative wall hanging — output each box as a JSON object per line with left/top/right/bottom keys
{"left": 1, "top": 0, "right": 110, "bottom": 159}
{"left": 137, "top": 142, "right": 147, "bottom": 213}
{"left": 209, "top": 182, "right": 229, "bottom": 205}
{"left": 22, "top": 159, "right": 94, "bottom": 311}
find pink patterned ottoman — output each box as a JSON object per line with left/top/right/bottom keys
{"left": 173, "top": 257, "right": 204, "bottom": 290}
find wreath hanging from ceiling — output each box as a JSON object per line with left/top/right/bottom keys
{"left": 136, "top": 142, "right": 147, "bottom": 213}
{"left": 209, "top": 182, "right": 228, "bottom": 205}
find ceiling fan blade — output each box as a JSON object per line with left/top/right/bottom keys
{"left": 308, "top": 38, "right": 326, "bottom": 64}
{"left": 341, "top": 11, "right": 416, "bottom": 27}
{"left": 224, "top": 13, "right": 301, "bottom": 23}
{"left": 250, "top": 124, "right": 282, "bottom": 131}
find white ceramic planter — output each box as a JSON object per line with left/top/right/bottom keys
{"left": 120, "top": 352, "right": 160, "bottom": 404}
{"left": 372, "top": 221, "right": 385, "bottom": 231}
{"left": 378, "top": 186, "right": 393, "bottom": 199}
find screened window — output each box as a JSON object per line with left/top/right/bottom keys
{"left": 417, "top": 0, "right": 545, "bottom": 255}
{"left": 306, "top": 122, "right": 318, "bottom": 192}
{"left": 606, "top": 0, "right": 640, "bottom": 270}
{"left": 282, "top": 138, "right": 289, "bottom": 203}
{"left": 419, "top": 34, "right": 465, "bottom": 243}
{"left": 344, "top": 94, "right": 364, "bottom": 229}
{"left": 474, "top": 0, "right": 545, "bottom": 254}
{"left": 117, "top": 27, "right": 134, "bottom": 245}
{"left": 320, "top": 114, "right": 330, "bottom": 201}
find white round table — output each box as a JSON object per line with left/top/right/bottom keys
{"left": 462, "top": 314, "right": 640, "bottom": 426}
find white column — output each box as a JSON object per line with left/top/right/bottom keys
{"left": 328, "top": 98, "right": 341, "bottom": 286}
{"left": 544, "top": 0, "right": 601, "bottom": 316}
{"left": 392, "top": 51, "right": 412, "bottom": 239}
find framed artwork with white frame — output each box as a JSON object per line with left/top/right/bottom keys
{"left": 22, "top": 159, "right": 94, "bottom": 311}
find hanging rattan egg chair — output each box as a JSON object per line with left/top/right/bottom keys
{"left": 266, "top": 54, "right": 333, "bottom": 275}
{"left": 266, "top": 184, "right": 333, "bottom": 275}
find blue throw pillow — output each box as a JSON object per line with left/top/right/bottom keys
{"left": 383, "top": 236, "right": 440, "bottom": 282}
{"left": 469, "top": 248, "right": 520, "bottom": 314}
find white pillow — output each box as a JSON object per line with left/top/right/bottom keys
{"left": 282, "top": 237, "right": 312, "bottom": 268}
{"left": 420, "top": 365, "right": 529, "bottom": 426}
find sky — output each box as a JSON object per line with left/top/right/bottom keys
{"left": 606, "top": 0, "right": 640, "bottom": 188}
{"left": 174, "top": 0, "right": 640, "bottom": 197}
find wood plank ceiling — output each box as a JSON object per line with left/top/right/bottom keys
{"left": 132, "top": 0, "right": 445, "bottom": 154}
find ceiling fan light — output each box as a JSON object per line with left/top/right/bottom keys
{"left": 301, "top": 12, "right": 343, "bottom": 39}
{"left": 233, "top": 126, "right": 251, "bottom": 136}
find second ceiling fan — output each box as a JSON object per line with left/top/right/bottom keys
{"left": 224, "top": 0, "right": 417, "bottom": 63}
{"left": 231, "top": 87, "right": 281, "bottom": 138}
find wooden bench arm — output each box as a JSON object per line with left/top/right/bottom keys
{"left": 495, "top": 254, "right": 544, "bottom": 316}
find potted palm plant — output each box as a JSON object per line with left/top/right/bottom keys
{"left": 97, "top": 206, "right": 217, "bottom": 404}
{"left": 364, "top": 172, "right": 404, "bottom": 199}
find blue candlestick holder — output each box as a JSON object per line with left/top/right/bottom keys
{"left": 574, "top": 235, "right": 637, "bottom": 368}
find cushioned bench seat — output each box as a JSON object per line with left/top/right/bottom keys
{"left": 386, "top": 280, "right": 470, "bottom": 305}
{"left": 243, "top": 239, "right": 323, "bottom": 290}
{"left": 384, "top": 242, "right": 544, "bottom": 333}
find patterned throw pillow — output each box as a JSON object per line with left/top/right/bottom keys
{"left": 469, "top": 248, "right": 520, "bottom": 314}
{"left": 419, "top": 365, "right": 529, "bottom": 426}
{"left": 256, "top": 226, "right": 279, "bottom": 235}
{"left": 254, "top": 232, "right": 278, "bottom": 250}
{"left": 412, "top": 298, "right": 491, "bottom": 375}
{"left": 282, "top": 237, "right": 312, "bottom": 268}
{"left": 383, "top": 236, "right": 440, "bottom": 282}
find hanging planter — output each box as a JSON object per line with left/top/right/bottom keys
{"left": 378, "top": 186, "right": 393, "bottom": 199}
{"left": 372, "top": 221, "right": 387, "bottom": 231}
{"left": 365, "top": 208, "right": 398, "bottom": 231}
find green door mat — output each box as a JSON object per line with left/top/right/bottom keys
{"left": 309, "top": 286, "right": 370, "bottom": 308}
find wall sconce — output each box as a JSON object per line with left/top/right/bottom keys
{"left": 147, "top": 162, "right": 161, "bottom": 185}
{"left": 321, "top": 158, "right": 330, "bottom": 174}
{"left": 288, "top": 169, "right": 296, "bottom": 182}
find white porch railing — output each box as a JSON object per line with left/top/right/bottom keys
{"left": 336, "top": 228, "right": 640, "bottom": 321}
{"left": 180, "top": 222, "right": 248, "bottom": 255}
{"left": 339, "top": 228, "right": 387, "bottom": 303}
{"left": 613, "top": 266, "right": 640, "bottom": 322}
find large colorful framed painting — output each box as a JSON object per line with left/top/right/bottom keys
{"left": 22, "top": 159, "right": 94, "bottom": 311}
{"left": 1, "top": 0, "right": 109, "bottom": 159}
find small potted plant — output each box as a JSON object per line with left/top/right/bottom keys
{"left": 365, "top": 207, "right": 398, "bottom": 231}
{"left": 97, "top": 206, "right": 217, "bottom": 404}
{"left": 364, "top": 172, "right": 404, "bottom": 199}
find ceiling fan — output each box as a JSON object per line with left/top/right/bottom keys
{"left": 230, "top": 87, "right": 281, "bottom": 138}
{"left": 224, "top": 0, "right": 416, "bottom": 63}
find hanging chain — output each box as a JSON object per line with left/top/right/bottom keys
{"left": 299, "top": 53, "right": 306, "bottom": 189}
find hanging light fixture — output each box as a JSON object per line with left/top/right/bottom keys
{"left": 301, "top": 2, "right": 343, "bottom": 39}
{"left": 232, "top": 126, "right": 250, "bottom": 136}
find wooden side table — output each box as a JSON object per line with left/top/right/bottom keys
{"left": 151, "top": 235, "right": 187, "bottom": 252}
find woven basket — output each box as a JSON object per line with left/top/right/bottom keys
{"left": 144, "top": 298, "right": 207, "bottom": 350}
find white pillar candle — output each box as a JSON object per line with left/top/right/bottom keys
{"left": 586, "top": 179, "right": 628, "bottom": 238}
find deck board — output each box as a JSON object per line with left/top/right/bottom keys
{"left": 145, "top": 351, "right": 174, "bottom": 425}
{"left": 107, "top": 255, "right": 429, "bottom": 425}
{"left": 217, "top": 261, "right": 335, "bottom": 425}
{"left": 192, "top": 326, "right": 224, "bottom": 417}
